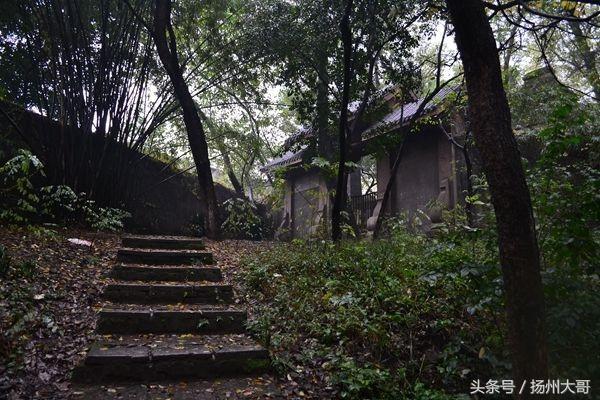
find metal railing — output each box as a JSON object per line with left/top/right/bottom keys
{"left": 349, "top": 192, "right": 378, "bottom": 228}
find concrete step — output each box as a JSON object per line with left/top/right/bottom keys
{"left": 97, "top": 308, "right": 247, "bottom": 334}
{"left": 72, "top": 335, "right": 270, "bottom": 383}
{"left": 109, "top": 265, "right": 223, "bottom": 282}
{"left": 101, "top": 283, "right": 234, "bottom": 304}
{"left": 116, "top": 248, "right": 213, "bottom": 265}
{"left": 121, "top": 235, "right": 205, "bottom": 250}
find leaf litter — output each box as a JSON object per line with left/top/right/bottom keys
{"left": 0, "top": 232, "right": 331, "bottom": 399}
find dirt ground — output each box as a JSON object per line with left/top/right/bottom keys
{"left": 0, "top": 228, "right": 330, "bottom": 400}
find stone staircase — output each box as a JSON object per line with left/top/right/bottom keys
{"left": 72, "top": 235, "right": 270, "bottom": 383}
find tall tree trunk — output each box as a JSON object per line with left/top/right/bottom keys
{"left": 316, "top": 46, "right": 336, "bottom": 236}
{"left": 371, "top": 81, "right": 451, "bottom": 238}
{"left": 316, "top": 49, "right": 332, "bottom": 159}
{"left": 217, "top": 139, "right": 244, "bottom": 196}
{"left": 152, "top": 0, "right": 219, "bottom": 238}
{"left": 198, "top": 109, "right": 244, "bottom": 196}
{"left": 568, "top": 19, "right": 600, "bottom": 100}
{"left": 461, "top": 140, "right": 474, "bottom": 226}
{"left": 501, "top": 15, "right": 521, "bottom": 86}
{"left": 446, "top": 0, "right": 548, "bottom": 389}
{"left": 331, "top": 0, "right": 353, "bottom": 241}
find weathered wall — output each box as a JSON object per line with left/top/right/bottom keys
{"left": 391, "top": 128, "right": 440, "bottom": 214}
{"left": 283, "top": 167, "right": 364, "bottom": 238}
{"left": 284, "top": 168, "right": 328, "bottom": 238}
{"left": 0, "top": 100, "right": 235, "bottom": 234}
{"left": 375, "top": 126, "right": 464, "bottom": 221}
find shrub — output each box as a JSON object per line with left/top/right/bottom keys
{"left": 0, "top": 149, "right": 44, "bottom": 223}
{"left": 0, "top": 149, "right": 130, "bottom": 231}
{"left": 221, "top": 198, "right": 264, "bottom": 240}
{"left": 77, "top": 197, "right": 131, "bottom": 232}
{"left": 242, "top": 202, "right": 599, "bottom": 397}
{"left": 39, "top": 185, "right": 78, "bottom": 221}
{"left": 188, "top": 213, "right": 206, "bottom": 237}
{"left": 15, "top": 260, "right": 37, "bottom": 278}
{"left": 523, "top": 99, "right": 600, "bottom": 380}
{"left": 242, "top": 226, "right": 503, "bottom": 398}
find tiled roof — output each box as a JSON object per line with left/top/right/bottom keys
{"left": 261, "top": 85, "right": 458, "bottom": 172}
{"left": 283, "top": 126, "right": 313, "bottom": 150}
{"left": 260, "top": 146, "right": 307, "bottom": 171}
{"left": 361, "top": 85, "right": 456, "bottom": 139}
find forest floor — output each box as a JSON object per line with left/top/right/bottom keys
{"left": 0, "top": 227, "right": 328, "bottom": 399}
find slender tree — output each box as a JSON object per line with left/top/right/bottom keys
{"left": 371, "top": 77, "right": 459, "bottom": 238}
{"left": 148, "top": 0, "right": 220, "bottom": 237}
{"left": 198, "top": 109, "right": 245, "bottom": 196}
{"left": 330, "top": 0, "right": 425, "bottom": 240}
{"left": 124, "top": 0, "right": 219, "bottom": 238}
{"left": 331, "top": 0, "right": 354, "bottom": 241}
{"left": 566, "top": 14, "right": 599, "bottom": 99}
{"left": 446, "top": 0, "right": 548, "bottom": 389}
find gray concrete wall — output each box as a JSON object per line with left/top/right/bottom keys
{"left": 392, "top": 128, "right": 440, "bottom": 214}
{"left": 291, "top": 170, "right": 322, "bottom": 237}
{"left": 276, "top": 125, "right": 467, "bottom": 238}
{"left": 375, "top": 126, "right": 463, "bottom": 222}
{"left": 0, "top": 100, "right": 236, "bottom": 234}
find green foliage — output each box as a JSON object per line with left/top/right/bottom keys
{"left": 82, "top": 204, "right": 131, "bottom": 232}
{"left": 0, "top": 246, "right": 39, "bottom": 369}
{"left": 15, "top": 260, "right": 37, "bottom": 278}
{"left": 38, "top": 185, "right": 78, "bottom": 220}
{"left": 264, "top": 173, "right": 287, "bottom": 210}
{"left": 409, "top": 382, "right": 463, "bottom": 400}
{"left": 0, "top": 149, "right": 44, "bottom": 222}
{"left": 0, "top": 149, "right": 130, "bottom": 231}
{"left": 221, "top": 198, "right": 264, "bottom": 240}
{"left": 242, "top": 223, "right": 502, "bottom": 398}
{"left": 522, "top": 98, "right": 600, "bottom": 380}
{"left": 243, "top": 163, "right": 600, "bottom": 395}
{"left": 527, "top": 100, "right": 599, "bottom": 270}
{"left": 189, "top": 213, "right": 206, "bottom": 237}
{"left": 309, "top": 156, "right": 336, "bottom": 178}
{"left": 332, "top": 356, "right": 397, "bottom": 399}
{"left": 243, "top": 0, "right": 425, "bottom": 141}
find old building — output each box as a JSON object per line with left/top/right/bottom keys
{"left": 262, "top": 85, "right": 468, "bottom": 238}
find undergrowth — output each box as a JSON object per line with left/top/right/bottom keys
{"left": 242, "top": 215, "right": 598, "bottom": 398}
{"left": 0, "top": 149, "right": 130, "bottom": 231}
{"left": 242, "top": 220, "right": 504, "bottom": 399}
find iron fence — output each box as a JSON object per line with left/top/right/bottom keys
{"left": 349, "top": 192, "right": 378, "bottom": 228}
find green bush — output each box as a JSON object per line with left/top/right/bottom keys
{"left": 527, "top": 100, "right": 599, "bottom": 270}
{"left": 241, "top": 85, "right": 599, "bottom": 399}
{"left": 0, "top": 149, "right": 130, "bottom": 231}
{"left": 0, "top": 149, "right": 44, "bottom": 223}
{"left": 242, "top": 200, "right": 599, "bottom": 397}
{"left": 332, "top": 356, "right": 397, "bottom": 399}
{"left": 0, "top": 249, "right": 39, "bottom": 370}
{"left": 15, "top": 260, "right": 37, "bottom": 278}
{"left": 523, "top": 99, "right": 600, "bottom": 380}
{"left": 77, "top": 197, "right": 131, "bottom": 232}
{"left": 221, "top": 198, "right": 264, "bottom": 240}
{"left": 242, "top": 225, "right": 503, "bottom": 398}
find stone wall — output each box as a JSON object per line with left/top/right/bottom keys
{"left": 0, "top": 100, "right": 235, "bottom": 234}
